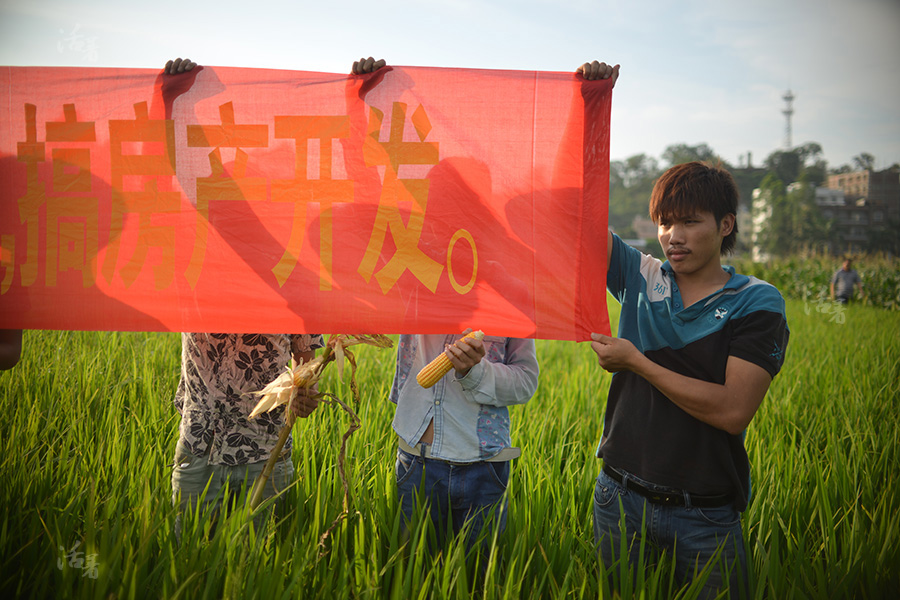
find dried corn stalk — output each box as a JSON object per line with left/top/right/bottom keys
{"left": 248, "top": 333, "right": 393, "bottom": 511}
{"left": 249, "top": 333, "right": 392, "bottom": 419}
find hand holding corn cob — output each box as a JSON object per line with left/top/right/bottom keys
{"left": 416, "top": 329, "right": 485, "bottom": 388}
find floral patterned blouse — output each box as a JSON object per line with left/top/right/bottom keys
{"left": 174, "top": 333, "right": 323, "bottom": 466}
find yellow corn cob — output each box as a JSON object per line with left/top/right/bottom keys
{"left": 416, "top": 330, "right": 485, "bottom": 388}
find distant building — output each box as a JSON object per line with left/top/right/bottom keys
{"left": 751, "top": 168, "right": 899, "bottom": 259}
{"left": 730, "top": 164, "right": 769, "bottom": 238}
{"left": 631, "top": 215, "right": 657, "bottom": 241}
{"left": 824, "top": 169, "right": 900, "bottom": 254}
{"left": 827, "top": 169, "right": 900, "bottom": 222}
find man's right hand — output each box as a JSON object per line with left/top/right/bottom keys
{"left": 577, "top": 59, "right": 622, "bottom": 269}
{"left": 351, "top": 56, "right": 386, "bottom": 74}
{"left": 577, "top": 61, "right": 620, "bottom": 86}
{"left": 164, "top": 58, "right": 198, "bottom": 75}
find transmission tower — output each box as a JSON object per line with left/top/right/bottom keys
{"left": 782, "top": 89, "right": 794, "bottom": 149}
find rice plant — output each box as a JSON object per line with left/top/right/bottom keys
{"left": 1, "top": 298, "right": 898, "bottom": 598}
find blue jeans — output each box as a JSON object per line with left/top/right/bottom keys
{"left": 395, "top": 447, "right": 509, "bottom": 550}
{"left": 171, "top": 440, "right": 294, "bottom": 543}
{"left": 593, "top": 467, "right": 748, "bottom": 599}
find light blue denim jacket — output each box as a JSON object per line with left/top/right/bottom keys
{"left": 390, "top": 334, "right": 539, "bottom": 462}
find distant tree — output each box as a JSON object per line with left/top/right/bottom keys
{"left": 796, "top": 142, "right": 823, "bottom": 164}
{"left": 788, "top": 175, "right": 832, "bottom": 251}
{"left": 616, "top": 153, "right": 660, "bottom": 188}
{"left": 765, "top": 143, "right": 832, "bottom": 186}
{"left": 794, "top": 143, "right": 826, "bottom": 184}
{"left": 853, "top": 153, "right": 876, "bottom": 171}
{"left": 755, "top": 172, "right": 833, "bottom": 257}
{"left": 804, "top": 159, "right": 828, "bottom": 187}
{"left": 608, "top": 153, "right": 661, "bottom": 232}
{"left": 607, "top": 142, "right": 884, "bottom": 255}
{"left": 765, "top": 150, "right": 802, "bottom": 185}
{"left": 754, "top": 173, "right": 789, "bottom": 257}
{"left": 661, "top": 143, "right": 719, "bottom": 167}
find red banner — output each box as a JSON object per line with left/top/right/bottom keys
{"left": 0, "top": 65, "right": 610, "bottom": 340}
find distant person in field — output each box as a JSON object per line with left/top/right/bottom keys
{"left": 830, "top": 257, "right": 864, "bottom": 304}
{"left": 163, "top": 57, "right": 324, "bottom": 540}
{"left": 580, "top": 59, "right": 790, "bottom": 600}
{"left": 0, "top": 329, "right": 22, "bottom": 370}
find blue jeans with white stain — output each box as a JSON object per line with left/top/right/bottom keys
{"left": 593, "top": 467, "right": 749, "bottom": 599}
{"left": 396, "top": 447, "right": 508, "bottom": 551}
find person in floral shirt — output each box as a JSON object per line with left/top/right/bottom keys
{"left": 171, "top": 332, "right": 323, "bottom": 539}
{"left": 163, "top": 55, "right": 380, "bottom": 540}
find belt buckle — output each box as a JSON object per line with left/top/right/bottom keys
{"left": 649, "top": 492, "right": 679, "bottom": 506}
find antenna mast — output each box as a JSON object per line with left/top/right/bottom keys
{"left": 782, "top": 89, "right": 794, "bottom": 149}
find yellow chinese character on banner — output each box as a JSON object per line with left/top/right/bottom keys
{"left": 16, "top": 104, "right": 98, "bottom": 289}
{"left": 186, "top": 102, "right": 268, "bottom": 288}
{"left": 358, "top": 102, "right": 442, "bottom": 293}
{"left": 105, "top": 101, "right": 179, "bottom": 290}
{"left": 271, "top": 115, "right": 353, "bottom": 289}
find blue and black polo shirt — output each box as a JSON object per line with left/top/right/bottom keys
{"left": 598, "top": 234, "right": 789, "bottom": 511}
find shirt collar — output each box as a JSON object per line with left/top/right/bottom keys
{"left": 660, "top": 262, "right": 747, "bottom": 291}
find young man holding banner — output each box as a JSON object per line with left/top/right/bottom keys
{"left": 581, "top": 60, "right": 789, "bottom": 600}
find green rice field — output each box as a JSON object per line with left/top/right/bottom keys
{"left": 1, "top": 298, "right": 898, "bottom": 598}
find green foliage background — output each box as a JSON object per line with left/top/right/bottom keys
{"left": 731, "top": 254, "right": 900, "bottom": 311}
{"left": 608, "top": 142, "right": 899, "bottom": 258}
{"left": 1, "top": 299, "right": 899, "bottom": 598}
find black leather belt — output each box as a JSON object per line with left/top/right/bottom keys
{"left": 398, "top": 438, "right": 520, "bottom": 463}
{"left": 603, "top": 465, "right": 732, "bottom": 508}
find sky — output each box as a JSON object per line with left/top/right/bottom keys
{"left": 1, "top": 0, "right": 898, "bottom": 171}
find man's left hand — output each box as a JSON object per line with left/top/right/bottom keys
{"left": 590, "top": 333, "right": 641, "bottom": 373}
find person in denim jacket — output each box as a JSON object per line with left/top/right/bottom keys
{"left": 390, "top": 330, "right": 538, "bottom": 552}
